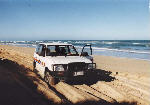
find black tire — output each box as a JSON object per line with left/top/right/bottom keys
{"left": 44, "top": 71, "right": 56, "bottom": 86}
{"left": 33, "top": 61, "right": 36, "bottom": 72}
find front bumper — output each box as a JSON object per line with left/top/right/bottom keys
{"left": 54, "top": 69, "right": 96, "bottom": 82}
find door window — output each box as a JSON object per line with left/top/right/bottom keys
{"left": 46, "top": 46, "right": 56, "bottom": 56}
{"left": 38, "top": 45, "right": 45, "bottom": 56}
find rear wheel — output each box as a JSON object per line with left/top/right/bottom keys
{"left": 44, "top": 71, "right": 56, "bottom": 86}
{"left": 33, "top": 61, "right": 36, "bottom": 72}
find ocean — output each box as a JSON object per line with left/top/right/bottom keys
{"left": 0, "top": 40, "right": 150, "bottom": 61}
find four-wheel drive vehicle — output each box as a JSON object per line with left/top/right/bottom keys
{"left": 33, "top": 42, "right": 96, "bottom": 85}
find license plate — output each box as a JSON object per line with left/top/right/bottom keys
{"left": 74, "top": 71, "right": 84, "bottom": 76}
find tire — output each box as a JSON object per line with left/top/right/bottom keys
{"left": 33, "top": 61, "right": 36, "bottom": 72}
{"left": 44, "top": 71, "right": 56, "bottom": 86}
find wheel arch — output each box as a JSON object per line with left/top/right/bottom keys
{"left": 45, "top": 67, "right": 53, "bottom": 75}
{"left": 45, "top": 67, "right": 49, "bottom": 74}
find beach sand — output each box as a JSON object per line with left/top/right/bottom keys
{"left": 0, "top": 45, "right": 150, "bottom": 105}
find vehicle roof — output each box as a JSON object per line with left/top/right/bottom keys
{"left": 39, "top": 42, "right": 72, "bottom": 46}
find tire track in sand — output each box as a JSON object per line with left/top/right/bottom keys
{"left": 73, "top": 84, "right": 115, "bottom": 103}
{"left": 55, "top": 82, "right": 99, "bottom": 104}
{"left": 107, "top": 80, "right": 150, "bottom": 105}
{"left": 114, "top": 76, "right": 150, "bottom": 103}
{"left": 91, "top": 81, "right": 126, "bottom": 102}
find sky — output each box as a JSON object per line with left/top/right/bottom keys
{"left": 0, "top": 0, "right": 149, "bottom": 40}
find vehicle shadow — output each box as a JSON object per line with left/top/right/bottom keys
{"left": 67, "top": 69, "right": 115, "bottom": 85}
{"left": 95, "top": 69, "right": 116, "bottom": 82}
{"left": 0, "top": 58, "right": 51, "bottom": 105}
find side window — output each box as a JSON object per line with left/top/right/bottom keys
{"left": 37, "top": 45, "right": 45, "bottom": 56}
{"left": 36, "top": 45, "right": 40, "bottom": 54}
{"left": 46, "top": 46, "right": 56, "bottom": 56}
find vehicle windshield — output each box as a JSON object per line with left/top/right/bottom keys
{"left": 46, "top": 45, "right": 79, "bottom": 56}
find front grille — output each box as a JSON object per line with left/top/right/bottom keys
{"left": 68, "top": 62, "right": 87, "bottom": 72}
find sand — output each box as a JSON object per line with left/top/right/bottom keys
{"left": 0, "top": 45, "right": 150, "bottom": 105}
{"left": 94, "top": 55, "right": 150, "bottom": 74}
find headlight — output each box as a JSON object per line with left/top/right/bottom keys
{"left": 53, "top": 65, "right": 65, "bottom": 71}
{"left": 88, "top": 63, "right": 96, "bottom": 69}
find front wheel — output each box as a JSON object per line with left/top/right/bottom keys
{"left": 44, "top": 71, "right": 56, "bottom": 86}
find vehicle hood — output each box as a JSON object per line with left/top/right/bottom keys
{"left": 46, "top": 56, "right": 92, "bottom": 64}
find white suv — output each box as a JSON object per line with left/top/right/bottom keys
{"left": 33, "top": 42, "right": 96, "bottom": 85}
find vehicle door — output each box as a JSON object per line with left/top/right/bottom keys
{"left": 81, "top": 44, "right": 93, "bottom": 62}
{"left": 35, "top": 44, "right": 46, "bottom": 77}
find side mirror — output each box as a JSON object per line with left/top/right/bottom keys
{"left": 81, "top": 52, "right": 88, "bottom": 56}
